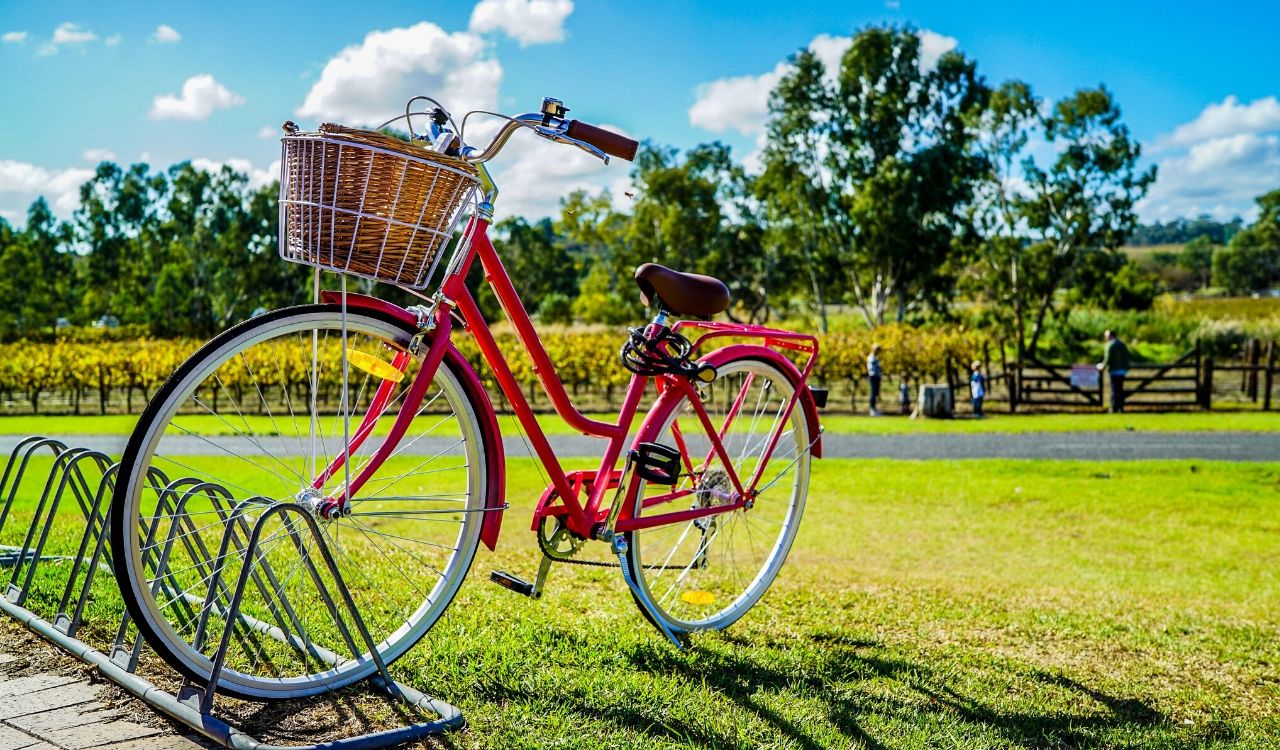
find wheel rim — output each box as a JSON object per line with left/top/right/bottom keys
{"left": 629, "top": 358, "right": 809, "bottom": 632}
{"left": 115, "top": 309, "right": 484, "bottom": 699}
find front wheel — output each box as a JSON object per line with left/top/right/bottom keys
{"left": 625, "top": 354, "right": 811, "bottom": 635}
{"left": 110, "top": 305, "right": 489, "bottom": 700}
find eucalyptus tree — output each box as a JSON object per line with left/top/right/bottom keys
{"left": 74, "top": 163, "right": 167, "bottom": 324}
{"left": 0, "top": 199, "right": 74, "bottom": 334}
{"left": 1212, "top": 188, "right": 1280, "bottom": 293}
{"left": 964, "top": 79, "right": 1042, "bottom": 355}
{"left": 622, "top": 143, "right": 779, "bottom": 322}
{"left": 760, "top": 26, "right": 989, "bottom": 327}
{"left": 757, "top": 49, "right": 840, "bottom": 332}
{"left": 1019, "top": 86, "right": 1155, "bottom": 354}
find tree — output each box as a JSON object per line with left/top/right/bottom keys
{"left": 1069, "top": 251, "right": 1157, "bottom": 310}
{"left": 1019, "top": 86, "right": 1155, "bottom": 354}
{"left": 964, "top": 79, "right": 1042, "bottom": 354}
{"left": 74, "top": 163, "right": 167, "bottom": 325}
{"left": 621, "top": 143, "right": 779, "bottom": 322}
{"left": 761, "top": 26, "right": 989, "bottom": 326}
{"left": 1178, "top": 235, "right": 1214, "bottom": 290}
{"left": 1212, "top": 188, "right": 1280, "bottom": 293}
{"left": 494, "top": 217, "right": 581, "bottom": 309}
{"left": 0, "top": 200, "right": 74, "bottom": 334}
{"left": 757, "top": 49, "right": 842, "bottom": 332}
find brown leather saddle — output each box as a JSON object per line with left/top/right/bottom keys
{"left": 633, "top": 263, "right": 730, "bottom": 317}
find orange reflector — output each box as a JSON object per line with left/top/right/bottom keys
{"left": 680, "top": 590, "right": 716, "bottom": 606}
{"left": 346, "top": 349, "right": 404, "bottom": 383}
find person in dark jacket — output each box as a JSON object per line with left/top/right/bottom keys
{"left": 867, "top": 344, "right": 883, "bottom": 416}
{"left": 1097, "top": 330, "right": 1131, "bottom": 413}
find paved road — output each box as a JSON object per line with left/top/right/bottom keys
{"left": 4, "top": 431, "right": 1278, "bottom": 462}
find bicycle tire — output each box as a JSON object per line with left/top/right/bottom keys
{"left": 110, "top": 304, "right": 489, "bottom": 700}
{"left": 625, "top": 354, "right": 810, "bottom": 636}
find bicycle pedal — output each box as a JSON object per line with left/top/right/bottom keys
{"left": 489, "top": 570, "right": 536, "bottom": 597}
{"left": 632, "top": 442, "right": 682, "bottom": 485}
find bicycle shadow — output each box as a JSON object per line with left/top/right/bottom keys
{"left": 611, "top": 629, "right": 1199, "bottom": 749}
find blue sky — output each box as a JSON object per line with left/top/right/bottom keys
{"left": 2, "top": 0, "right": 1279, "bottom": 225}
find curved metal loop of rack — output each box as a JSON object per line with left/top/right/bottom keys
{"left": 0, "top": 435, "right": 463, "bottom": 750}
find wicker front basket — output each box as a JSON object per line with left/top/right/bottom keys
{"left": 278, "top": 124, "right": 479, "bottom": 288}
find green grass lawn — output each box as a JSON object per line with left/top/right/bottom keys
{"left": 0, "top": 409, "right": 1277, "bottom": 438}
{"left": 1, "top": 456, "right": 1276, "bottom": 748}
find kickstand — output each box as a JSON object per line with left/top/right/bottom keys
{"left": 611, "top": 535, "right": 687, "bottom": 649}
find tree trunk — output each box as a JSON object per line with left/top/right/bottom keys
{"left": 1026, "top": 290, "right": 1055, "bottom": 358}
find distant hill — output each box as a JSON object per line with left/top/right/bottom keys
{"left": 1130, "top": 217, "right": 1243, "bottom": 246}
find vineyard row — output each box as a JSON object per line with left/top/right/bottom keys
{"left": 0, "top": 325, "right": 990, "bottom": 415}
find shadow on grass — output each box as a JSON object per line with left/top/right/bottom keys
{"left": 610, "top": 629, "right": 1211, "bottom": 750}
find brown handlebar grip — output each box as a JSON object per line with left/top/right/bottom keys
{"left": 566, "top": 120, "right": 639, "bottom": 161}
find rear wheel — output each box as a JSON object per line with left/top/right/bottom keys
{"left": 110, "top": 305, "right": 487, "bottom": 700}
{"left": 625, "top": 355, "right": 810, "bottom": 634}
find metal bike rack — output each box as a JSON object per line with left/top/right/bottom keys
{"left": 0, "top": 435, "right": 464, "bottom": 750}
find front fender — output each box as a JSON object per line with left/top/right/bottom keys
{"left": 321, "top": 291, "right": 506, "bottom": 549}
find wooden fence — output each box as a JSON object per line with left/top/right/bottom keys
{"left": 1009, "top": 340, "right": 1278, "bottom": 412}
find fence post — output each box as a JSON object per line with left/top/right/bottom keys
{"left": 1247, "top": 338, "right": 1261, "bottom": 401}
{"left": 1264, "top": 340, "right": 1276, "bottom": 412}
{"left": 1200, "top": 357, "right": 1214, "bottom": 410}
{"left": 945, "top": 356, "right": 957, "bottom": 412}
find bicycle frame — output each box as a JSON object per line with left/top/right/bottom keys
{"left": 321, "top": 216, "right": 822, "bottom": 543}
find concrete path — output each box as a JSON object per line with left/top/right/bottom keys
{"left": 0, "top": 655, "right": 203, "bottom": 750}
{"left": 5, "top": 431, "right": 1278, "bottom": 462}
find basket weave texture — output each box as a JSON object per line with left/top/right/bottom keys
{"left": 279, "top": 123, "right": 479, "bottom": 288}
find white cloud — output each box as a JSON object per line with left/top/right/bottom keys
{"left": 38, "top": 22, "right": 97, "bottom": 55}
{"left": 52, "top": 22, "right": 96, "bottom": 45}
{"left": 104, "top": 34, "right": 122, "bottom": 46}
{"left": 488, "top": 124, "right": 633, "bottom": 219}
{"left": 1137, "top": 94, "right": 1280, "bottom": 221}
{"left": 149, "top": 74, "right": 245, "bottom": 120}
{"left": 190, "top": 158, "right": 281, "bottom": 190}
{"left": 258, "top": 125, "right": 278, "bottom": 139}
{"left": 807, "top": 33, "right": 850, "bottom": 79}
{"left": 1138, "top": 132, "right": 1279, "bottom": 222}
{"left": 83, "top": 148, "right": 116, "bottom": 163}
{"left": 297, "top": 22, "right": 500, "bottom": 127}
{"left": 1161, "top": 95, "right": 1280, "bottom": 149}
{"left": 0, "top": 160, "right": 95, "bottom": 221}
{"left": 152, "top": 24, "right": 181, "bottom": 43}
{"left": 689, "top": 29, "right": 955, "bottom": 137}
{"left": 689, "top": 63, "right": 789, "bottom": 136}
{"left": 917, "top": 29, "right": 958, "bottom": 72}
{"left": 469, "top": 0, "right": 574, "bottom": 47}
{"left": 2, "top": 31, "right": 27, "bottom": 44}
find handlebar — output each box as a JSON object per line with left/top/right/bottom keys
{"left": 565, "top": 120, "right": 639, "bottom": 161}
{"left": 458, "top": 100, "right": 639, "bottom": 166}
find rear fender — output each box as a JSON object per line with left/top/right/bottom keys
{"left": 321, "top": 291, "right": 506, "bottom": 549}
{"left": 652, "top": 343, "right": 823, "bottom": 459}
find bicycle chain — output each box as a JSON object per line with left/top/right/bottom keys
{"left": 534, "top": 505, "right": 703, "bottom": 572}
{"left": 537, "top": 524, "right": 619, "bottom": 568}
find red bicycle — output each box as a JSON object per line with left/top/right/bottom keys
{"left": 110, "top": 97, "right": 824, "bottom": 700}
